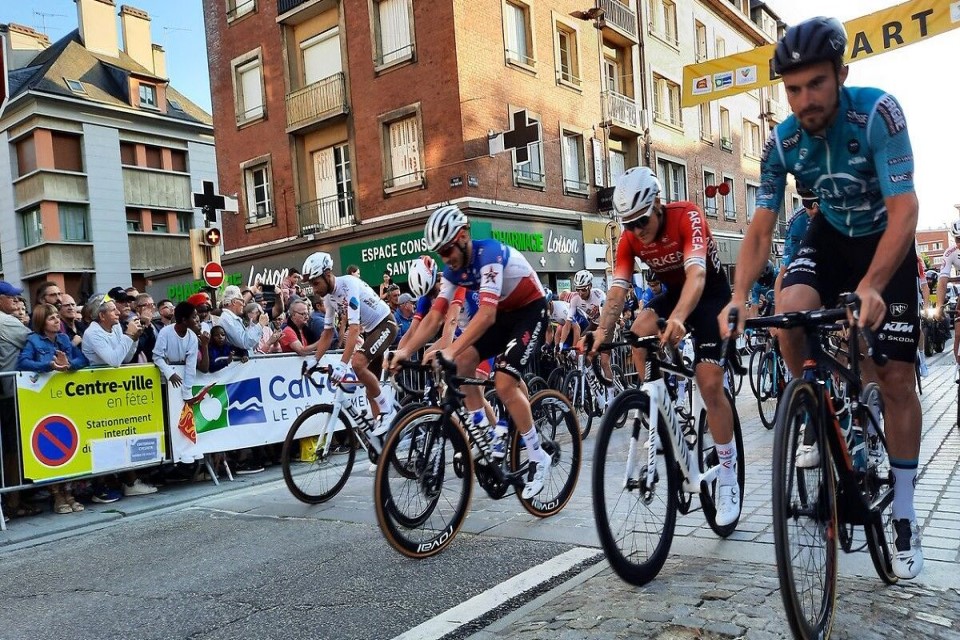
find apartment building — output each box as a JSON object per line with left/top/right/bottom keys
{"left": 0, "top": 2, "right": 216, "bottom": 302}
{"left": 158, "top": 0, "right": 798, "bottom": 299}
{"left": 917, "top": 227, "right": 950, "bottom": 270}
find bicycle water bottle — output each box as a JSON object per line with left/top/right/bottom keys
{"left": 468, "top": 411, "right": 493, "bottom": 458}
{"left": 849, "top": 415, "right": 867, "bottom": 471}
{"left": 488, "top": 417, "right": 508, "bottom": 459}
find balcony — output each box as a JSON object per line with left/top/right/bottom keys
{"left": 123, "top": 168, "right": 192, "bottom": 210}
{"left": 277, "top": 0, "right": 308, "bottom": 14}
{"left": 297, "top": 192, "right": 356, "bottom": 235}
{"left": 14, "top": 171, "right": 88, "bottom": 209}
{"left": 599, "top": 0, "right": 638, "bottom": 44}
{"left": 602, "top": 90, "right": 642, "bottom": 135}
{"left": 286, "top": 72, "right": 348, "bottom": 132}
{"left": 276, "top": 0, "right": 332, "bottom": 24}
{"left": 19, "top": 242, "right": 94, "bottom": 277}
{"left": 127, "top": 233, "right": 191, "bottom": 272}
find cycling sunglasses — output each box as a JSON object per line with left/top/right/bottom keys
{"left": 623, "top": 214, "right": 653, "bottom": 231}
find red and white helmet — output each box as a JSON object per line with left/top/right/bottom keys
{"left": 408, "top": 255, "right": 439, "bottom": 298}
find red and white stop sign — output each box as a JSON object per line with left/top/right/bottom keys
{"left": 202, "top": 261, "right": 224, "bottom": 288}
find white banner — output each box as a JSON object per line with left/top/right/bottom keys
{"left": 165, "top": 352, "right": 352, "bottom": 463}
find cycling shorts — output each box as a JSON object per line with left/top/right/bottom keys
{"left": 645, "top": 290, "right": 730, "bottom": 367}
{"left": 471, "top": 299, "right": 548, "bottom": 381}
{"left": 782, "top": 215, "right": 919, "bottom": 363}
{"left": 357, "top": 317, "right": 398, "bottom": 377}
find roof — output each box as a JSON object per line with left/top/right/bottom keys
{"left": 6, "top": 28, "right": 211, "bottom": 127}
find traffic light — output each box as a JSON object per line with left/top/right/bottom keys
{"left": 190, "top": 227, "right": 222, "bottom": 280}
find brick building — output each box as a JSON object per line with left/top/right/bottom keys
{"left": 150, "top": 0, "right": 801, "bottom": 299}
{"left": 917, "top": 227, "right": 950, "bottom": 270}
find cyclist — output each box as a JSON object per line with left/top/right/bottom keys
{"left": 303, "top": 252, "right": 398, "bottom": 438}
{"left": 639, "top": 271, "right": 667, "bottom": 309}
{"left": 389, "top": 205, "right": 551, "bottom": 499}
{"left": 586, "top": 166, "right": 740, "bottom": 527}
{"left": 570, "top": 270, "right": 615, "bottom": 408}
{"left": 548, "top": 289, "right": 580, "bottom": 352}
{"left": 719, "top": 16, "right": 923, "bottom": 579}
{"left": 749, "top": 261, "right": 777, "bottom": 317}
{"left": 774, "top": 190, "right": 818, "bottom": 301}
{"left": 934, "top": 221, "right": 960, "bottom": 366}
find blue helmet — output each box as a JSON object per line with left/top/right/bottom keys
{"left": 758, "top": 260, "right": 776, "bottom": 288}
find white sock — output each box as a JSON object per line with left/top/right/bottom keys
{"left": 472, "top": 408, "right": 490, "bottom": 428}
{"left": 374, "top": 392, "right": 390, "bottom": 413}
{"left": 521, "top": 427, "right": 547, "bottom": 464}
{"left": 892, "top": 465, "right": 918, "bottom": 521}
{"left": 716, "top": 439, "right": 737, "bottom": 486}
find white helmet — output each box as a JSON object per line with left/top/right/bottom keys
{"left": 573, "top": 270, "right": 592, "bottom": 289}
{"left": 424, "top": 205, "right": 468, "bottom": 251}
{"left": 613, "top": 166, "right": 662, "bottom": 223}
{"left": 408, "top": 255, "right": 438, "bottom": 298}
{"left": 302, "top": 252, "right": 334, "bottom": 280}
{"left": 951, "top": 220, "right": 960, "bottom": 238}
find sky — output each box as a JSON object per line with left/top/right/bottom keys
{"left": 6, "top": 1, "right": 958, "bottom": 229}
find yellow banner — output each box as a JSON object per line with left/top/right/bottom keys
{"left": 17, "top": 365, "right": 168, "bottom": 483}
{"left": 682, "top": 0, "right": 960, "bottom": 107}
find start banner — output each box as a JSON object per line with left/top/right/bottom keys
{"left": 682, "top": 0, "right": 960, "bottom": 107}
{"left": 16, "top": 365, "right": 167, "bottom": 483}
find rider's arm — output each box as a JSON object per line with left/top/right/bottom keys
{"left": 671, "top": 264, "right": 706, "bottom": 325}
{"left": 936, "top": 276, "right": 949, "bottom": 313}
{"left": 340, "top": 323, "right": 362, "bottom": 364}
{"left": 859, "top": 192, "right": 918, "bottom": 294}
{"left": 431, "top": 299, "right": 463, "bottom": 351}
{"left": 596, "top": 284, "right": 627, "bottom": 340}
{"left": 313, "top": 327, "right": 335, "bottom": 360}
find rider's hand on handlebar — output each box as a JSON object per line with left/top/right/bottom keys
{"left": 330, "top": 361, "right": 350, "bottom": 384}
{"left": 717, "top": 300, "right": 747, "bottom": 339}
{"left": 660, "top": 316, "right": 686, "bottom": 348}
{"left": 387, "top": 348, "right": 409, "bottom": 374}
{"left": 853, "top": 283, "right": 886, "bottom": 330}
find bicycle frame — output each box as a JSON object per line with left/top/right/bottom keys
{"left": 301, "top": 363, "right": 379, "bottom": 459}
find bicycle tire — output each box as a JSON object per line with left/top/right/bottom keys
{"left": 374, "top": 407, "right": 473, "bottom": 559}
{"left": 525, "top": 375, "right": 549, "bottom": 396}
{"left": 858, "top": 383, "right": 898, "bottom": 585}
{"left": 388, "top": 401, "right": 429, "bottom": 480}
{"left": 547, "top": 366, "right": 566, "bottom": 391}
{"left": 772, "top": 380, "right": 838, "bottom": 640}
{"left": 511, "top": 390, "right": 582, "bottom": 517}
{"left": 757, "top": 352, "right": 778, "bottom": 429}
{"left": 696, "top": 389, "right": 745, "bottom": 537}
{"left": 748, "top": 348, "right": 763, "bottom": 399}
{"left": 592, "top": 389, "right": 678, "bottom": 586}
{"left": 281, "top": 404, "right": 355, "bottom": 504}
{"left": 562, "top": 369, "right": 594, "bottom": 440}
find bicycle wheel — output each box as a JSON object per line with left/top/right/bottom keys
{"left": 858, "top": 383, "right": 898, "bottom": 585}
{"left": 748, "top": 348, "right": 763, "bottom": 399}
{"left": 696, "top": 390, "right": 745, "bottom": 537}
{"left": 757, "top": 352, "right": 778, "bottom": 429}
{"left": 281, "top": 404, "right": 355, "bottom": 504}
{"left": 547, "top": 366, "right": 566, "bottom": 391}
{"left": 592, "top": 389, "right": 678, "bottom": 586}
{"left": 525, "top": 375, "right": 549, "bottom": 396}
{"left": 772, "top": 380, "right": 838, "bottom": 640}
{"left": 510, "top": 390, "right": 582, "bottom": 517}
{"left": 374, "top": 407, "right": 473, "bottom": 559}
{"left": 562, "top": 370, "right": 594, "bottom": 440}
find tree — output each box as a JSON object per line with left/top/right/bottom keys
{"left": 920, "top": 252, "right": 932, "bottom": 270}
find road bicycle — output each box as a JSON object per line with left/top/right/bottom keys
{"left": 749, "top": 331, "right": 789, "bottom": 429}
{"left": 374, "top": 355, "right": 581, "bottom": 558}
{"left": 590, "top": 328, "right": 745, "bottom": 586}
{"left": 746, "top": 295, "right": 897, "bottom": 640}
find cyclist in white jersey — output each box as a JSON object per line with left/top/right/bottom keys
{"left": 303, "top": 252, "right": 398, "bottom": 436}
{"left": 934, "top": 220, "right": 960, "bottom": 363}
{"left": 570, "top": 270, "right": 615, "bottom": 406}
{"left": 548, "top": 294, "right": 580, "bottom": 349}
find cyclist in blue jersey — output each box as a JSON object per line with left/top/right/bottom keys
{"left": 390, "top": 205, "right": 551, "bottom": 499}
{"left": 638, "top": 271, "right": 667, "bottom": 309}
{"left": 719, "top": 17, "right": 923, "bottom": 579}
{"left": 749, "top": 261, "right": 777, "bottom": 317}
{"left": 775, "top": 190, "right": 818, "bottom": 300}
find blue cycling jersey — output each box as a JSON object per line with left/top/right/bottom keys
{"left": 756, "top": 86, "right": 915, "bottom": 238}
{"left": 782, "top": 207, "right": 811, "bottom": 267}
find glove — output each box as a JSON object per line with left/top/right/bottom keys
{"left": 331, "top": 361, "right": 350, "bottom": 384}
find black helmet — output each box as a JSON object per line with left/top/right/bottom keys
{"left": 758, "top": 260, "right": 776, "bottom": 288}
{"left": 926, "top": 270, "right": 938, "bottom": 285}
{"left": 773, "top": 17, "right": 847, "bottom": 76}
{"left": 645, "top": 269, "right": 660, "bottom": 284}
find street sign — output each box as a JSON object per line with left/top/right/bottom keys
{"left": 205, "top": 227, "right": 222, "bottom": 246}
{"left": 193, "top": 180, "right": 226, "bottom": 224}
{"left": 31, "top": 416, "right": 79, "bottom": 467}
{"left": 203, "top": 261, "right": 225, "bottom": 288}
{"left": 502, "top": 110, "right": 541, "bottom": 164}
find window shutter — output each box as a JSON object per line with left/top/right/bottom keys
{"left": 379, "top": 0, "right": 411, "bottom": 64}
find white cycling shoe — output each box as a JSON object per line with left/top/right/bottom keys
{"left": 715, "top": 483, "right": 741, "bottom": 527}
{"left": 892, "top": 518, "right": 924, "bottom": 580}
{"left": 522, "top": 456, "right": 553, "bottom": 499}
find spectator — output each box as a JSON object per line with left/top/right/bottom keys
{"left": 60, "top": 294, "right": 87, "bottom": 347}
{"left": 200, "top": 325, "right": 248, "bottom": 373}
{"left": 153, "top": 302, "right": 203, "bottom": 398}
{"left": 219, "top": 285, "right": 263, "bottom": 352}
{"left": 125, "top": 286, "right": 140, "bottom": 298}
{"left": 35, "top": 281, "right": 63, "bottom": 309}
{"left": 106, "top": 286, "right": 136, "bottom": 320}
{"left": 379, "top": 271, "right": 393, "bottom": 299}
{"left": 278, "top": 300, "right": 319, "bottom": 356}
{"left": 188, "top": 292, "right": 215, "bottom": 333}
{"left": 246, "top": 302, "right": 282, "bottom": 353}
{"left": 240, "top": 287, "right": 255, "bottom": 305}
{"left": 14, "top": 297, "right": 29, "bottom": 326}
{"left": 155, "top": 299, "right": 176, "bottom": 328}
{"left": 394, "top": 293, "right": 415, "bottom": 344}
{"left": 346, "top": 265, "right": 361, "bottom": 278}
{"left": 133, "top": 293, "right": 158, "bottom": 363}
{"left": 81, "top": 295, "right": 140, "bottom": 367}
{"left": 385, "top": 284, "right": 400, "bottom": 312}
{"left": 308, "top": 296, "right": 329, "bottom": 343}
{"left": 17, "top": 303, "right": 88, "bottom": 372}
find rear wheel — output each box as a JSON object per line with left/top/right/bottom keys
{"left": 281, "top": 404, "right": 354, "bottom": 504}
{"left": 757, "top": 352, "right": 779, "bottom": 429}
{"left": 562, "top": 370, "right": 594, "bottom": 440}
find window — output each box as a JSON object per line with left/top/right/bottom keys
{"left": 16, "top": 137, "right": 37, "bottom": 176}
{"left": 139, "top": 84, "right": 158, "bottom": 108}
{"left": 312, "top": 143, "right": 354, "bottom": 224}
{"left": 169, "top": 99, "right": 183, "bottom": 111}
{"left": 382, "top": 110, "right": 424, "bottom": 191}
{"left": 176, "top": 211, "right": 193, "bottom": 233}
{"left": 504, "top": 1, "right": 534, "bottom": 67}
{"left": 511, "top": 110, "right": 544, "bottom": 187}
{"left": 652, "top": 74, "right": 682, "bottom": 127}
{"left": 746, "top": 182, "right": 759, "bottom": 222}
{"left": 59, "top": 205, "right": 89, "bottom": 241}
{"left": 695, "top": 21, "right": 707, "bottom": 61}
{"left": 120, "top": 142, "right": 136, "bottom": 166}
{"left": 243, "top": 161, "right": 273, "bottom": 222}
{"left": 65, "top": 79, "right": 86, "bottom": 94}
{"left": 647, "top": 0, "right": 678, "bottom": 45}
{"left": 302, "top": 28, "right": 342, "bottom": 85}
{"left": 656, "top": 158, "right": 686, "bottom": 203}
{"left": 21, "top": 207, "right": 42, "bottom": 247}
{"left": 226, "top": 0, "right": 255, "bottom": 20}
{"left": 234, "top": 53, "right": 264, "bottom": 124}
{"left": 561, "top": 130, "right": 587, "bottom": 194}
{"left": 52, "top": 132, "right": 83, "bottom": 172}
{"left": 719, "top": 107, "right": 732, "bottom": 150}
{"left": 145, "top": 145, "right": 162, "bottom": 169}
{"left": 556, "top": 24, "right": 580, "bottom": 87}
{"left": 126, "top": 210, "right": 143, "bottom": 232}
{"left": 722, "top": 176, "right": 736, "bottom": 220}
{"left": 715, "top": 36, "right": 726, "bottom": 58}
{"left": 171, "top": 149, "right": 187, "bottom": 172}
{"left": 152, "top": 217, "right": 169, "bottom": 233}
{"left": 699, "top": 104, "right": 712, "bottom": 140}
{"left": 609, "top": 149, "right": 627, "bottom": 184}
{"left": 703, "top": 169, "right": 718, "bottom": 217}
{"left": 743, "top": 119, "right": 762, "bottom": 158}
{"left": 373, "top": 0, "right": 414, "bottom": 68}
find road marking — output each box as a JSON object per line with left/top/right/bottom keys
{"left": 391, "top": 546, "right": 602, "bottom": 640}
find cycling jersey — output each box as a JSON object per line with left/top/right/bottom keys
{"left": 569, "top": 288, "right": 605, "bottom": 325}
{"left": 639, "top": 284, "right": 667, "bottom": 307}
{"left": 323, "top": 274, "right": 391, "bottom": 333}
{"left": 452, "top": 287, "right": 480, "bottom": 335}
{"left": 613, "top": 201, "right": 727, "bottom": 295}
{"left": 750, "top": 282, "right": 775, "bottom": 307}
{"left": 782, "top": 208, "right": 811, "bottom": 268}
{"left": 756, "top": 86, "right": 914, "bottom": 237}
{"left": 433, "top": 239, "right": 544, "bottom": 316}
{"left": 939, "top": 246, "right": 960, "bottom": 279}
{"left": 549, "top": 299, "right": 572, "bottom": 325}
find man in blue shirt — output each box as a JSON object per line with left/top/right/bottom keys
{"left": 394, "top": 293, "right": 415, "bottom": 345}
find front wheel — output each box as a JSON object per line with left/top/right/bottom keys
{"left": 696, "top": 390, "right": 745, "bottom": 537}
{"left": 281, "top": 404, "right": 354, "bottom": 504}
{"left": 562, "top": 370, "right": 594, "bottom": 440}
{"left": 592, "top": 389, "right": 678, "bottom": 586}
{"left": 772, "top": 380, "right": 838, "bottom": 640}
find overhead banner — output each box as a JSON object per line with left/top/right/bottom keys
{"left": 16, "top": 365, "right": 167, "bottom": 483}
{"left": 682, "top": 0, "right": 960, "bottom": 107}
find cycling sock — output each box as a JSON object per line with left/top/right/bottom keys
{"left": 716, "top": 439, "right": 737, "bottom": 485}
{"left": 374, "top": 391, "right": 391, "bottom": 414}
{"left": 521, "top": 427, "right": 547, "bottom": 464}
{"left": 472, "top": 409, "right": 490, "bottom": 429}
{"left": 891, "top": 461, "right": 918, "bottom": 521}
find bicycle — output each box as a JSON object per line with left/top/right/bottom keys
{"left": 746, "top": 295, "right": 897, "bottom": 640}
{"left": 590, "top": 326, "right": 745, "bottom": 586}
{"left": 374, "top": 355, "right": 582, "bottom": 558}
{"left": 280, "top": 361, "right": 393, "bottom": 504}
{"left": 750, "top": 332, "right": 788, "bottom": 429}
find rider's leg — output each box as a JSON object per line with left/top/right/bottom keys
{"left": 875, "top": 360, "right": 922, "bottom": 519}
{"left": 696, "top": 360, "right": 740, "bottom": 527}
{"left": 777, "top": 283, "right": 822, "bottom": 377}
{"left": 628, "top": 310, "right": 657, "bottom": 383}
{"left": 352, "top": 352, "right": 383, "bottom": 418}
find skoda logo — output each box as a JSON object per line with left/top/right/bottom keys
{"left": 889, "top": 303, "right": 908, "bottom": 317}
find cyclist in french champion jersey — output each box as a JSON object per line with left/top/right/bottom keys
{"left": 390, "top": 205, "right": 552, "bottom": 499}
{"left": 933, "top": 220, "right": 960, "bottom": 364}
{"left": 719, "top": 17, "right": 923, "bottom": 579}
{"left": 586, "top": 166, "right": 741, "bottom": 528}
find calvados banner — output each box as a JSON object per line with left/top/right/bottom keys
{"left": 682, "top": 0, "right": 960, "bottom": 107}
{"left": 16, "top": 365, "right": 167, "bottom": 483}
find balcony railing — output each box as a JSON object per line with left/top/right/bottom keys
{"left": 297, "top": 192, "right": 356, "bottom": 235}
{"left": 602, "top": 90, "right": 640, "bottom": 131}
{"left": 599, "top": 0, "right": 638, "bottom": 40}
{"left": 286, "top": 72, "right": 348, "bottom": 131}
{"left": 277, "top": 0, "right": 308, "bottom": 15}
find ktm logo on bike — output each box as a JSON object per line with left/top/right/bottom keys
{"left": 888, "top": 303, "right": 908, "bottom": 317}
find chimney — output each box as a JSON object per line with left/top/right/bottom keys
{"left": 119, "top": 5, "right": 153, "bottom": 71}
{"left": 75, "top": 0, "right": 119, "bottom": 58}
{"left": 5, "top": 23, "right": 51, "bottom": 51}
{"left": 151, "top": 43, "right": 167, "bottom": 78}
